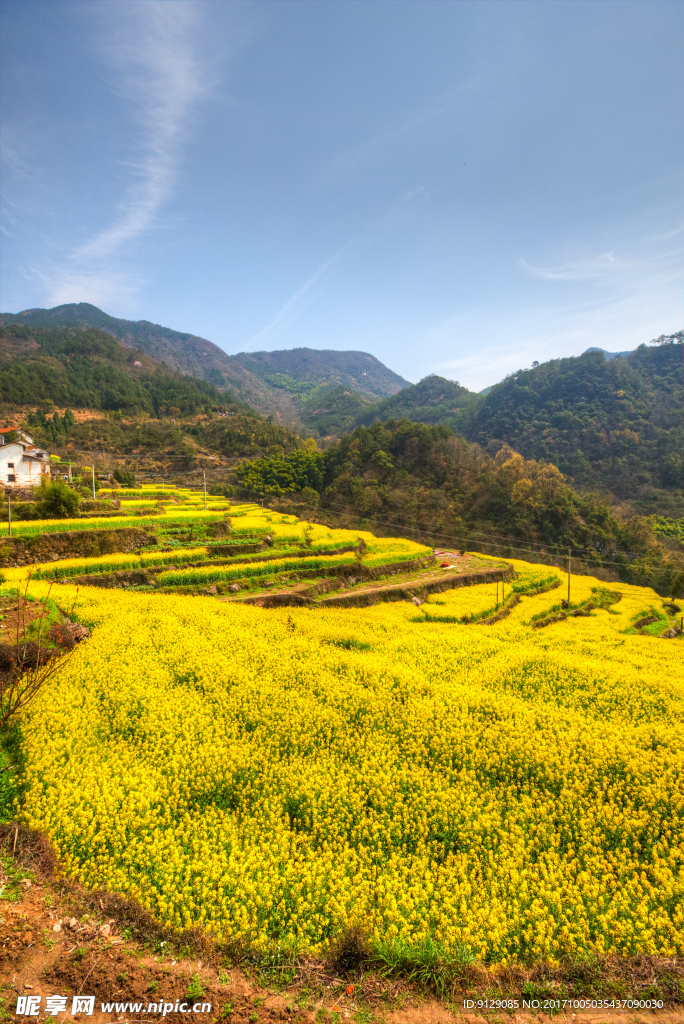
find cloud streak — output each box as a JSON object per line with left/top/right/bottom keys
{"left": 518, "top": 246, "right": 683, "bottom": 282}
{"left": 47, "top": 0, "right": 208, "bottom": 306}
{"left": 324, "top": 72, "right": 494, "bottom": 182}
{"left": 244, "top": 186, "right": 429, "bottom": 349}
{"left": 245, "top": 240, "right": 357, "bottom": 349}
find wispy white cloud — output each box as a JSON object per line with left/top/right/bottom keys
{"left": 649, "top": 222, "right": 684, "bottom": 241}
{"left": 46, "top": 0, "right": 210, "bottom": 307}
{"left": 422, "top": 238, "right": 683, "bottom": 391}
{"left": 518, "top": 246, "right": 683, "bottom": 282}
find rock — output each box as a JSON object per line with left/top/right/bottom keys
{"left": 660, "top": 626, "right": 682, "bottom": 639}
{"left": 99, "top": 923, "right": 111, "bottom": 937}
{"left": 228, "top": 584, "right": 240, "bottom": 593}
{"left": 411, "top": 596, "right": 423, "bottom": 606}
{"left": 53, "top": 922, "right": 62, "bottom": 932}
{"left": 203, "top": 585, "right": 218, "bottom": 595}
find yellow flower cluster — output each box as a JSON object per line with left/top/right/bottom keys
{"left": 157, "top": 537, "right": 430, "bottom": 586}
{"left": 7, "top": 522, "right": 683, "bottom": 965}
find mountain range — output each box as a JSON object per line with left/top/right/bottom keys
{"left": 1, "top": 303, "right": 681, "bottom": 514}
{"left": 0, "top": 304, "right": 408, "bottom": 425}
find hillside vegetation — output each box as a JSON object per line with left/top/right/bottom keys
{"left": 0, "top": 324, "right": 229, "bottom": 418}
{"left": 235, "top": 419, "right": 683, "bottom": 593}
{"left": 0, "top": 304, "right": 408, "bottom": 428}
{"left": 325, "top": 334, "right": 684, "bottom": 514}
{"left": 0, "top": 323, "right": 304, "bottom": 472}
{"left": 465, "top": 334, "right": 684, "bottom": 512}
{"left": 352, "top": 374, "right": 479, "bottom": 436}
{"left": 4, "top": 308, "right": 680, "bottom": 517}
{"left": 231, "top": 346, "right": 409, "bottom": 398}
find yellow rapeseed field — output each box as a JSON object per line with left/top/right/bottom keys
{"left": 7, "top": 524, "right": 684, "bottom": 965}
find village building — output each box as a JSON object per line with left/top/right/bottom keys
{"left": 0, "top": 429, "right": 51, "bottom": 488}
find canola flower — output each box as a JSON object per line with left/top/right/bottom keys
{"left": 5, "top": 518, "right": 683, "bottom": 966}
{"left": 27, "top": 548, "right": 210, "bottom": 582}
{"left": 0, "top": 510, "right": 231, "bottom": 538}
{"left": 157, "top": 538, "right": 430, "bottom": 586}
{"left": 1, "top": 489, "right": 263, "bottom": 539}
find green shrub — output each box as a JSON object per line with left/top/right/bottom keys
{"left": 113, "top": 468, "right": 136, "bottom": 488}
{"left": 34, "top": 479, "right": 81, "bottom": 519}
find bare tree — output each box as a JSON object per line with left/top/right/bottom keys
{"left": 0, "top": 578, "right": 80, "bottom": 730}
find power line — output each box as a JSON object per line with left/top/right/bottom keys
{"left": 227, "top": 483, "right": 680, "bottom": 585}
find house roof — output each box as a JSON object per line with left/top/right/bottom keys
{"left": 0, "top": 439, "right": 49, "bottom": 458}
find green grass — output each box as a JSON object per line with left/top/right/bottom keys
{"left": 0, "top": 723, "right": 25, "bottom": 825}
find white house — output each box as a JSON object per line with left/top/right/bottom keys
{"left": 0, "top": 430, "right": 51, "bottom": 488}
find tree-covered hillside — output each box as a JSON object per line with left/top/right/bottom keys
{"left": 0, "top": 324, "right": 233, "bottom": 417}
{"left": 0, "top": 304, "right": 409, "bottom": 429}
{"left": 465, "top": 334, "right": 684, "bottom": 511}
{"left": 298, "top": 385, "right": 376, "bottom": 436}
{"left": 0, "top": 323, "right": 304, "bottom": 472}
{"left": 231, "top": 347, "right": 410, "bottom": 398}
{"left": 353, "top": 374, "right": 479, "bottom": 434}
{"left": 234, "top": 418, "right": 683, "bottom": 592}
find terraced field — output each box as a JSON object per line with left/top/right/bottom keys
{"left": 1, "top": 491, "right": 683, "bottom": 975}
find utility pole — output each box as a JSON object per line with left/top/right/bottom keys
{"left": 203, "top": 469, "right": 207, "bottom": 511}
{"left": 91, "top": 465, "right": 96, "bottom": 499}
{"left": 7, "top": 494, "right": 11, "bottom": 537}
{"left": 567, "top": 547, "right": 572, "bottom": 606}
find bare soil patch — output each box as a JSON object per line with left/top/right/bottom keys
{"left": 2, "top": 838, "right": 680, "bottom": 1024}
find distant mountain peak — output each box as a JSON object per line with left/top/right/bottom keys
{"left": 0, "top": 303, "right": 409, "bottom": 430}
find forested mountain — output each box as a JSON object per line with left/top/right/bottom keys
{"left": 330, "top": 336, "right": 683, "bottom": 512}
{"left": 0, "top": 322, "right": 305, "bottom": 470}
{"left": 2, "top": 304, "right": 681, "bottom": 513}
{"left": 0, "top": 304, "right": 408, "bottom": 427}
{"left": 231, "top": 347, "right": 409, "bottom": 397}
{"left": 0, "top": 302, "right": 260, "bottom": 397}
{"left": 352, "top": 374, "right": 479, "bottom": 434}
{"left": 465, "top": 334, "right": 684, "bottom": 512}
{"left": 234, "top": 418, "right": 683, "bottom": 592}
{"left": 0, "top": 324, "right": 231, "bottom": 417}
{"left": 297, "top": 386, "right": 376, "bottom": 436}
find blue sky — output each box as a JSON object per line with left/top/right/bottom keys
{"left": 1, "top": 0, "right": 682, "bottom": 390}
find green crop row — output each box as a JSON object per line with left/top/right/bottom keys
{"left": 158, "top": 548, "right": 431, "bottom": 587}
{"left": 0, "top": 511, "right": 229, "bottom": 537}
{"left": 32, "top": 547, "right": 209, "bottom": 581}
{"left": 510, "top": 569, "right": 560, "bottom": 594}
{"left": 157, "top": 552, "right": 359, "bottom": 585}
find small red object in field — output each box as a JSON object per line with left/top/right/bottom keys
{"left": 440, "top": 561, "right": 450, "bottom": 568}
{"left": 346, "top": 985, "right": 354, "bottom": 994}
